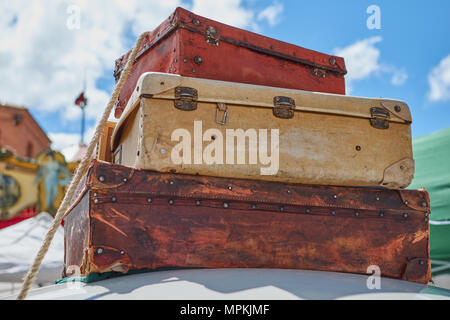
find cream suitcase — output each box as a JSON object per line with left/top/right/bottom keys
{"left": 111, "top": 72, "right": 414, "bottom": 189}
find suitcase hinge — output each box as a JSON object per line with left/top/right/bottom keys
{"left": 216, "top": 103, "right": 228, "bottom": 125}
{"left": 370, "top": 107, "right": 390, "bottom": 129}
{"left": 174, "top": 87, "right": 198, "bottom": 111}
{"left": 206, "top": 26, "right": 220, "bottom": 46}
{"left": 273, "top": 96, "right": 296, "bottom": 119}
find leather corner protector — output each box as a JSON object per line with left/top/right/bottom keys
{"left": 402, "top": 258, "right": 431, "bottom": 284}
{"left": 381, "top": 100, "right": 412, "bottom": 123}
{"left": 380, "top": 158, "right": 414, "bottom": 190}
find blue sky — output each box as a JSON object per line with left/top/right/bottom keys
{"left": 1, "top": 0, "right": 449, "bottom": 158}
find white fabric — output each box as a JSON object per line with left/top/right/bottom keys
{"left": 0, "top": 212, "right": 64, "bottom": 283}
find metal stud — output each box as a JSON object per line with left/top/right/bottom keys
{"left": 419, "top": 260, "right": 425, "bottom": 265}
{"left": 223, "top": 202, "right": 229, "bottom": 208}
{"left": 169, "top": 180, "right": 174, "bottom": 185}
{"left": 333, "top": 195, "right": 337, "bottom": 199}
{"left": 424, "top": 212, "right": 428, "bottom": 217}
{"left": 97, "top": 248, "right": 103, "bottom": 254}
{"left": 192, "top": 18, "right": 200, "bottom": 25}
{"left": 394, "top": 105, "right": 402, "bottom": 112}
{"left": 93, "top": 192, "right": 98, "bottom": 197}
{"left": 194, "top": 56, "right": 203, "bottom": 65}
{"left": 331, "top": 210, "right": 336, "bottom": 216}
{"left": 329, "top": 57, "right": 336, "bottom": 65}
{"left": 94, "top": 198, "right": 99, "bottom": 204}
{"left": 421, "top": 202, "right": 427, "bottom": 207}
{"left": 160, "top": 148, "right": 167, "bottom": 155}
{"left": 287, "top": 190, "right": 291, "bottom": 194}
{"left": 355, "top": 211, "right": 360, "bottom": 217}
{"left": 306, "top": 208, "right": 311, "bottom": 214}
{"left": 279, "top": 206, "right": 284, "bottom": 212}
{"left": 379, "top": 212, "right": 384, "bottom": 217}
{"left": 251, "top": 204, "right": 257, "bottom": 209}
{"left": 196, "top": 200, "right": 201, "bottom": 206}
{"left": 228, "top": 186, "right": 232, "bottom": 190}
{"left": 403, "top": 213, "right": 408, "bottom": 218}
{"left": 120, "top": 251, "right": 125, "bottom": 255}
{"left": 123, "top": 178, "right": 127, "bottom": 182}
{"left": 376, "top": 197, "right": 380, "bottom": 201}
{"left": 404, "top": 200, "right": 409, "bottom": 205}
{"left": 169, "top": 199, "right": 174, "bottom": 205}
{"left": 147, "top": 198, "right": 152, "bottom": 203}
{"left": 111, "top": 196, "right": 117, "bottom": 202}
{"left": 98, "top": 175, "right": 105, "bottom": 182}
{"left": 355, "top": 145, "right": 361, "bottom": 151}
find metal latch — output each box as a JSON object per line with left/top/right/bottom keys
{"left": 174, "top": 87, "right": 198, "bottom": 111}
{"left": 206, "top": 26, "right": 220, "bottom": 46}
{"left": 273, "top": 96, "right": 296, "bottom": 119}
{"left": 370, "top": 107, "right": 390, "bottom": 129}
{"left": 216, "top": 103, "right": 228, "bottom": 125}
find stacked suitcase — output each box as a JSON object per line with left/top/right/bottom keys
{"left": 63, "top": 7, "right": 431, "bottom": 284}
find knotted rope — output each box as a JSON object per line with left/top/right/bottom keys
{"left": 17, "top": 31, "right": 149, "bottom": 300}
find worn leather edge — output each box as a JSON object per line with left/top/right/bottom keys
{"left": 399, "top": 188, "right": 430, "bottom": 212}
{"left": 402, "top": 258, "right": 432, "bottom": 284}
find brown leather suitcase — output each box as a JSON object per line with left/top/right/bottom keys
{"left": 63, "top": 160, "right": 431, "bottom": 283}
{"left": 111, "top": 72, "right": 414, "bottom": 189}
{"left": 112, "top": 6, "right": 347, "bottom": 118}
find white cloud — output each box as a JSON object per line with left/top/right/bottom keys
{"left": 333, "top": 36, "right": 382, "bottom": 83}
{"left": 428, "top": 54, "right": 450, "bottom": 102}
{"left": 49, "top": 126, "right": 95, "bottom": 160}
{"left": 333, "top": 36, "right": 408, "bottom": 91}
{"left": 257, "top": 2, "right": 283, "bottom": 26}
{"left": 391, "top": 69, "right": 408, "bottom": 86}
{"left": 191, "top": 0, "right": 255, "bottom": 29}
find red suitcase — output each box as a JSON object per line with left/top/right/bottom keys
{"left": 63, "top": 160, "right": 431, "bottom": 284}
{"left": 113, "top": 7, "right": 347, "bottom": 118}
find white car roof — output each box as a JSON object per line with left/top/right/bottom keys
{"left": 4, "top": 268, "right": 450, "bottom": 300}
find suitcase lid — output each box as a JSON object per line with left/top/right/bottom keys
{"left": 111, "top": 72, "right": 412, "bottom": 151}
{"left": 114, "top": 7, "right": 347, "bottom": 79}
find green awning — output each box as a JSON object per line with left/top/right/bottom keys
{"left": 409, "top": 127, "right": 450, "bottom": 274}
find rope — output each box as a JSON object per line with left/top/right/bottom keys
{"left": 16, "top": 31, "right": 149, "bottom": 300}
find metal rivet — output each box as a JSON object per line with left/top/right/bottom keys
{"left": 211, "top": 134, "right": 217, "bottom": 140}
{"left": 252, "top": 204, "right": 257, "bottom": 209}
{"left": 400, "top": 165, "right": 404, "bottom": 170}
{"left": 329, "top": 57, "right": 336, "bottom": 65}
{"left": 404, "top": 201, "right": 409, "bottom": 205}
{"left": 196, "top": 200, "right": 201, "bottom": 206}
{"left": 356, "top": 145, "right": 361, "bottom": 151}
{"left": 174, "top": 58, "right": 178, "bottom": 63}
{"left": 228, "top": 186, "right": 232, "bottom": 190}
{"left": 111, "top": 196, "right": 117, "bottom": 202}
{"left": 287, "top": 190, "right": 291, "bottom": 194}
{"left": 160, "top": 81, "right": 165, "bottom": 85}
{"left": 136, "top": 86, "right": 139, "bottom": 92}
{"left": 169, "top": 199, "right": 174, "bottom": 205}
{"left": 355, "top": 211, "right": 360, "bottom": 217}
{"left": 183, "top": 58, "right": 187, "bottom": 63}
{"left": 331, "top": 210, "right": 336, "bottom": 216}
{"left": 97, "top": 248, "right": 103, "bottom": 254}
{"left": 419, "top": 260, "right": 425, "bottom": 265}
{"left": 424, "top": 212, "right": 428, "bottom": 217}
{"left": 192, "top": 18, "right": 200, "bottom": 25}
{"left": 94, "top": 198, "right": 99, "bottom": 204}
{"left": 306, "top": 208, "right": 311, "bottom": 214}
{"left": 394, "top": 105, "right": 402, "bottom": 112}
{"left": 147, "top": 198, "right": 152, "bottom": 203}
{"left": 192, "top": 69, "right": 195, "bottom": 73}
{"left": 173, "top": 68, "right": 177, "bottom": 72}
{"left": 376, "top": 197, "right": 380, "bottom": 201}
{"left": 160, "top": 148, "right": 167, "bottom": 155}
{"left": 93, "top": 192, "right": 98, "bottom": 197}
{"left": 194, "top": 56, "right": 203, "bottom": 65}
{"left": 424, "top": 218, "right": 428, "bottom": 222}
{"left": 333, "top": 195, "right": 337, "bottom": 199}
{"left": 223, "top": 202, "right": 229, "bottom": 208}
{"left": 421, "top": 202, "right": 427, "bottom": 207}
{"left": 120, "top": 250, "right": 125, "bottom": 255}
{"left": 403, "top": 213, "right": 408, "bottom": 218}
{"left": 379, "top": 212, "right": 384, "bottom": 217}
{"left": 98, "top": 175, "right": 105, "bottom": 182}
{"left": 279, "top": 206, "right": 284, "bottom": 212}
{"left": 169, "top": 180, "right": 174, "bottom": 185}
{"left": 123, "top": 178, "right": 127, "bottom": 182}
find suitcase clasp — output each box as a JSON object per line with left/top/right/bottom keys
{"left": 174, "top": 87, "right": 198, "bottom": 111}
{"left": 216, "top": 103, "right": 228, "bottom": 125}
{"left": 206, "top": 26, "right": 220, "bottom": 46}
{"left": 370, "top": 107, "right": 390, "bottom": 129}
{"left": 273, "top": 96, "right": 296, "bottom": 119}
